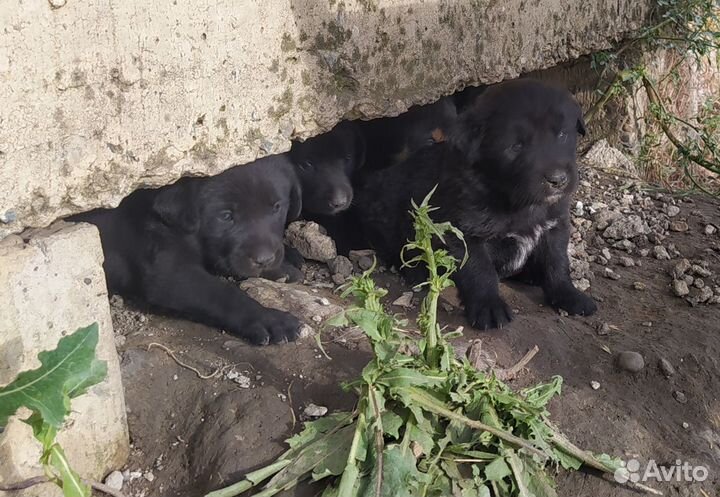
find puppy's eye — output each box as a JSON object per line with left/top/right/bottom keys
{"left": 218, "top": 210, "right": 233, "bottom": 222}
{"left": 558, "top": 130, "right": 568, "bottom": 143}
{"left": 273, "top": 201, "right": 282, "bottom": 214}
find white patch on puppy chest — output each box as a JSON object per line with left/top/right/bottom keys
{"left": 502, "top": 219, "right": 558, "bottom": 273}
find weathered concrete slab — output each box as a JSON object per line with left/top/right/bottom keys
{"left": 0, "top": 223, "right": 129, "bottom": 496}
{"left": 0, "top": 0, "right": 653, "bottom": 235}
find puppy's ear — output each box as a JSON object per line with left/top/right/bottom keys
{"left": 152, "top": 178, "right": 200, "bottom": 232}
{"left": 449, "top": 112, "right": 485, "bottom": 164}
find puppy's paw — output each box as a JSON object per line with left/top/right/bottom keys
{"left": 242, "top": 309, "right": 301, "bottom": 346}
{"left": 466, "top": 295, "right": 514, "bottom": 330}
{"left": 547, "top": 287, "right": 597, "bottom": 316}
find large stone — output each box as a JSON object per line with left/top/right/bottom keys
{"left": 0, "top": 0, "right": 655, "bottom": 236}
{"left": 0, "top": 223, "right": 129, "bottom": 496}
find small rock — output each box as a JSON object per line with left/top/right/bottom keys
{"left": 697, "top": 286, "right": 714, "bottom": 303}
{"left": 304, "top": 403, "right": 328, "bottom": 417}
{"left": 694, "top": 278, "right": 705, "bottom": 289}
{"left": 672, "top": 258, "right": 692, "bottom": 278}
{"left": 226, "top": 370, "right": 251, "bottom": 388}
{"left": 632, "top": 281, "right": 646, "bottom": 291}
{"left": 659, "top": 358, "right": 675, "bottom": 377}
{"left": 669, "top": 220, "right": 689, "bottom": 232}
{"left": 222, "top": 340, "right": 243, "bottom": 350}
{"left": 616, "top": 351, "right": 645, "bottom": 373}
{"left": 642, "top": 321, "right": 653, "bottom": 327}
{"left": 318, "top": 297, "right": 331, "bottom": 306}
{"left": 681, "top": 274, "right": 695, "bottom": 286}
{"left": 602, "top": 215, "right": 650, "bottom": 240}
{"left": 705, "top": 224, "right": 717, "bottom": 236}
{"left": 603, "top": 267, "right": 620, "bottom": 280}
{"left": 332, "top": 273, "right": 347, "bottom": 285}
{"left": 144, "top": 471, "right": 155, "bottom": 482}
{"left": 673, "top": 391, "right": 688, "bottom": 404}
{"left": 653, "top": 245, "right": 671, "bottom": 260}
{"left": 619, "top": 256, "right": 635, "bottom": 267}
{"left": 601, "top": 248, "right": 612, "bottom": 260}
{"left": 691, "top": 264, "right": 712, "bottom": 278}
{"left": 596, "top": 322, "right": 613, "bottom": 335}
{"left": 392, "top": 292, "right": 415, "bottom": 309}
{"left": 104, "top": 471, "right": 124, "bottom": 491}
{"left": 348, "top": 249, "right": 376, "bottom": 271}
{"left": 590, "top": 381, "right": 601, "bottom": 390}
{"left": 639, "top": 248, "right": 650, "bottom": 257}
{"left": 299, "top": 324, "right": 315, "bottom": 339}
{"left": 666, "top": 205, "right": 681, "bottom": 217}
{"left": 328, "top": 255, "right": 353, "bottom": 277}
{"left": 672, "top": 279, "right": 690, "bottom": 297}
{"left": 285, "top": 221, "right": 337, "bottom": 262}
{"left": 574, "top": 201, "right": 584, "bottom": 216}
{"left": 682, "top": 422, "right": 690, "bottom": 429}
{"left": 574, "top": 278, "right": 591, "bottom": 291}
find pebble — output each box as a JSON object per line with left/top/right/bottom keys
{"left": 672, "top": 279, "right": 690, "bottom": 297}
{"left": 603, "top": 267, "right": 621, "bottom": 280}
{"left": 616, "top": 351, "right": 645, "bottom": 373}
{"left": 642, "top": 321, "right": 653, "bottom": 327}
{"left": 328, "top": 255, "right": 353, "bottom": 277}
{"left": 682, "top": 422, "right": 690, "bottom": 429}
{"left": 691, "top": 264, "right": 712, "bottom": 278}
{"left": 619, "top": 256, "right": 635, "bottom": 267}
{"left": 304, "top": 403, "right": 328, "bottom": 417}
{"left": 590, "top": 381, "right": 601, "bottom": 390}
{"left": 632, "top": 281, "right": 646, "bottom": 291}
{"left": 596, "top": 322, "right": 612, "bottom": 335}
{"left": 653, "top": 245, "right": 671, "bottom": 260}
{"left": 673, "top": 391, "right": 688, "bottom": 404}
{"left": 349, "top": 249, "right": 376, "bottom": 271}
{"left": 574, "top": 278, "right": 591, "bottom": 291}
{"left": 669, "top": 220, "right": 689, "bottom": 232}
{"left": 659, "top": 358, "right": 675, "bottom": 377}
{"left": 104, "top": 471, "right": 124, "bottom": 490}
{"left": 672, "top": 258, "right": 692, "bottom": 278}
{"left": 666, "top": 205, "right": 681, "bottom": 217}
{"left": 705, "top": 224, "right": 717, "bottom": 236}
{"left": 694, "top": 278, "right": 705, "bottom": 289}
{"left": 144, "top": 471, "right": 155, "bottom": 482}
{"left": 601, "top": 248, "right": 612, "bottom": 260}
{"left": 392, "top": 292, "right": 415, "bottom": 309}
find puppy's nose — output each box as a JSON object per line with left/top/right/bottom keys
{"left": 328, "top": 191, "right": 351, "bottom": 211}
{"left": 250, "top": 250, "right": 276, "bottom": 268}
{"left": 545, "top": 171, "right": 568, "bottom": 188}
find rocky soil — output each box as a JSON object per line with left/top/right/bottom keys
{"left": 104, "top": 142, "right": 719, "bottom": 497}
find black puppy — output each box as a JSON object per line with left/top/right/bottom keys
{"left": 290, "top": 121, "right": 365, "bottom": 216}
{"left": 358, "top": 96, "right": 457, "bottom": 171}
{"left": 70, "top": 156, "right": 303, "bottom": 345}
{"left": 354, "top": 79, "right": 597, "bottom": 330}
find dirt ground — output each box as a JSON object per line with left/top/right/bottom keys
{"left": 108, "top": 169, "right": 720, "bottom": 497}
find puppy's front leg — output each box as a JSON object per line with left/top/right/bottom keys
{"left": 453, "top": 239, "right": 513, "bottom": 330}
{"left": 143, "top": 259, "right": 301, "bottom": 345}
{"left": 530, "top": 219, "right": 597, "bottom": 316}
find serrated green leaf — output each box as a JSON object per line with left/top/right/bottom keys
{"left": 0, "top": 323, "right": 106, "bottom": 428}
{"left": 377, "top": 368, "right": 446, "bottom": 390}
{"left": 361, "top": 445, "right": 426, "bottom": 497}
{"left": 325, "top": 312, "right": 349, "bottom": 328}
{"left": 381, "top": 410, "right": 405, "bottom": 439}
{"left": 485, "top": 457, "right": 512, "bottom": 482}
{"left": 521, "top": 376, "right": 562, "bottom": 410}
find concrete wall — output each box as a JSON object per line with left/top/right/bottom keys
{"left": 0, "top": 0, "right": 654, "bottom": 237}
{"left": 0, "top": 223, "right": 129, "bottom": 496}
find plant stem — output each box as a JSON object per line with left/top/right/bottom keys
{"left": 337, "top": 410, "right": 365, "bottom": 497}
{"left": 203, "top": 460, "right": 291, "bottom": 497}
{"left": 405, "top": 387, "right": 548, "bottom": 460}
